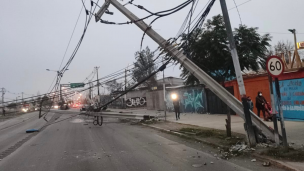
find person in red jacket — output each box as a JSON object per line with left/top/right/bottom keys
{"left": 255, "top": 91, "right": 267, "bottom": 121}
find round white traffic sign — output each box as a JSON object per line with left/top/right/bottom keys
{"left": 266, "top": 56, "right": 284, "bottom": 77}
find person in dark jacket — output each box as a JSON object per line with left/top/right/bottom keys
{"left": 172, "top": 94, "right": 180, "bottom": 120}
{"left": 256, "top": 91, "right": 267, "bottom": 121}
{"left": 247, "top": 96, "right": 254, "bottom": 111}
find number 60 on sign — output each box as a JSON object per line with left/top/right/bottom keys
{"left": 266, "top": 56, "right": 284, "bottom": 77}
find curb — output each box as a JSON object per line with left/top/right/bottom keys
{"left": 141, "top": 123, "right": 298, "bottom": 171}
{"left": 252, "top": 154, "right": 300, "bottom": 171}
{"left": 141, "top": 123, "right": 225, "bottom": 148}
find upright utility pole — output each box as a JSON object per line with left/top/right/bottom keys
{"left": 15, "top": 96, "right": 18, "bottom": 114}
{"left": 220, "top": 0, "right": 256, "bottom": 146}
{"left": 162, "top": 57, "right": 167, "bottom": 121}
{"left": 1, "top": 88, "right": 5, "bottom": 115}
{"left": 22, "top": 92, "right": 24, "bottom": 103}
{"left": 95, "top": 66, "right": 100, "bottom": 95}
{"left": 60, "top": 84, "right": 62, "bottom": 103}
{"left": 124, "top": 69, "right": 127, "bottom": 108}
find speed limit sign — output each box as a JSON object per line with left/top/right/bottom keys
{"left": 266, "top": 56, "right": 284, "bottom": 77}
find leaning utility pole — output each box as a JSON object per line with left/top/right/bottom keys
{"left": 219, "top": 0, "right": 256, "bottom": 146}
{"left": 94, "top": 0, "right": 277, "bottom": 144}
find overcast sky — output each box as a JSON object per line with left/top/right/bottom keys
{"left": 1, "top": 0, "right": 304, "bottom": 100}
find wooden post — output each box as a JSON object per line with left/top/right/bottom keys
{"left": 288, "top": 51, "right": 291, "bottom": 65}
{"left": 281, "top": 53, "right": 288, "bottom": 69}
{"left": 226, "top": 105, "right": 231, "bottom": 137}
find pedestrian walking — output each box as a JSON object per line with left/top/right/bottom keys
{"left": 171, "top": 94, "right": 180, "bottom": 120}
{"left": 247, "top": 96, "right": 253, "bottom": 111}
{"left": 255, "top": 91, "right": 267, "bottom": 121}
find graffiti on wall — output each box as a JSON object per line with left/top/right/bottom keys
{"left": 273, "top": 78, "right": 304, "bottom": 121}
{"left": 126, "top": 97, "right": 146, "bottom": 107}
{"left": 166, "top": 87, "right": 206, "bottom": 113}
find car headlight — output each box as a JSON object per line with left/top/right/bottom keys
{"left": 54, "top": 105, "right": 59, "bottom": 109}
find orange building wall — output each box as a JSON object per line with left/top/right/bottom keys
{"left": 225, "top": 75, "right": 271, "bottom": 116}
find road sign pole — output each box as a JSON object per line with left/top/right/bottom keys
{"left": 274, "top": 78, "right": 288, "bottom": 149}
{"left": 266, "top": 56, "right": 287, "bottom": 149}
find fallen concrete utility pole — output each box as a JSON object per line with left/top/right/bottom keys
{"left": 94, "top": 0, "right": 279, "bottom": 143}
{"left": 83, "top": 111, "right": 155, "bottom": 120}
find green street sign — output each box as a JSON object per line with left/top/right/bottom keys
{"left": 70, "top": 83, "right": 85, "bottom": 88}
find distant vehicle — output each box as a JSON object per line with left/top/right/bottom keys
{"left": 80, "top": 105, "right": 88, "bottom": 111}
{"left": 72, "top": 103, "right": 79, "bottom": 108}
{"left": 22, "top": 107, "right": 28, "bottom": 113}
{"left": 60, "top": 104, "right": 69, "bottom": 110}
{"left": 22, "top": 104, "right": 30, "bottom": 113}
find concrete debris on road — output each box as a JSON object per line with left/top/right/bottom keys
{"left": 251, "top": 159, "right": 256, "bottom": 162}
{"left": 263, "top": 162, "right": 271, "bottom": 167}
{"left": 192, "top": 164, "right": 203, "bottom": 168}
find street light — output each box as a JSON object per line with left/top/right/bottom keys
{"left": 288, "top": 29, "right": 295, "bottom": 34}
{"left": 288, "top": 28, "right": 301, "bottom": 67}
{"left": 171, "top": 93, "right": 177, "bottom": 100}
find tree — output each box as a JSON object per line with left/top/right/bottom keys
{"left": 273, "top": 40, "right": 294, "bottom": 63}
{"left": 7, "top": 103, "right": 17, "bottom": 109}
{"left": 132, "top": 46, "right": 158, "bottom": 88}
{"left": 105, "top": 80, "right": 123, "bottom": 93}
{"left": 180, "top": 15, "right": 272, "bottom": 85}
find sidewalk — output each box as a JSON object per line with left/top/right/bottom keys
{"left": 109, "top": 108, "right": 304, "bottom": 147}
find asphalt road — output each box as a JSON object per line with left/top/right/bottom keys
{"left": 0, "top": 110, "right": 285, "bottom": 171}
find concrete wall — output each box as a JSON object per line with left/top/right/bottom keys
{"left": 146, "top": 86, "right": 208, "bottom": 113}
{"left": 146, "top": 90, "right": 165, "bottom": 110}
{"left": 126, "top": 90, "right": 148, "bottom": 108}
{"left": 225, "top": 75, "right": 270, "bottom": 115}
{"left": 126, "top": 90, "right": 147, "bottom": 99}
{"left": 165, "top": 86, "right": 207, "bottom": 114}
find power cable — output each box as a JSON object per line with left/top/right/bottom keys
{"left": 1, "top": 56, "right": 167, "bottom": 105}
{"left": 232, "top": 0, "right": 242, "bottom": 25}
{"left": 58, "top": 0, "right": 87, "bottom": 70}
{"left": 228, "top": 0, "right": 251, "bottom": 10}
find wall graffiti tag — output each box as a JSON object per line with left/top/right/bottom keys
{"left": 273, "top": 78, "right": 304, "bottom": 121}
{"left": 126, "top": 97, "right": 146, "bottom": 107}
{"left": 183, "top": 91, "right": 204, "bottom": 112}
{"left": 166, "top": 87, "right": 206, "bottom": 113}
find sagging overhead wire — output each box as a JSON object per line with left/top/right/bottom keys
{"left": 1, "top": 55, "right": 168, "bottom": 106}
{"left": 97, "top": 0, "right": 194, "bottom": 26}
{"left": 50, "top": 0, "right": 100, "bottom": 95}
